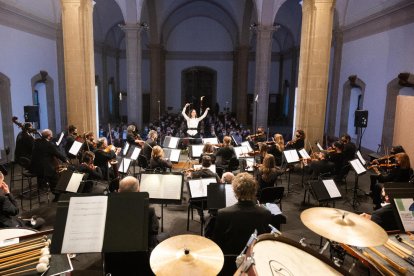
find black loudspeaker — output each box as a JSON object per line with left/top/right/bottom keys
{"left": 24, "top": 105, "right": 39, "bottom": 123}
{"left": 354, "top": 110, "right": 368, "bottom": 128}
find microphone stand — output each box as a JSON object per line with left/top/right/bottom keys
{"left": 254, "top": 94, "right": 258, "bottom": 139}
{"left": 158, "top": 100, "right": 161, "bottom": 121}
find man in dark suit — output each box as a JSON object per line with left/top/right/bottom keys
{"left": 140, "top": 129, "right": 158, "bottom": 162}
{"left": 64, "top": 125, "right": 78, "bottom": 158}
{"left": 77, "top": 151, "right": 103, "bottom": 193}
{"left": 14, "top": 123, "right": 35, "bottom": 161}
{"left": 341, "top": 134, "right": 356, "bottom": 162}
{"left": 209, "top": 172, "right": 272, "bottom": 254}
{"left": 31, "top": 129, "right": 68, "bottom": 195}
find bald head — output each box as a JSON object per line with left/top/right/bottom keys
{"left": 41, "top": 129, "right": 53, "bottom": 140}
{"left": 118, "top": 176, "right": 140, "bottom": 193}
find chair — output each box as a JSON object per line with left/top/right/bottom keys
{"left": 334, "top": 164, "right": 351, "bottom": 192}
{"left": 258, "top": 186, "right": 284, "bottom": 210}
{"left": 137, "top": 155, "right": 149, "bottom": 172}
{"left": 18, "top": 157, "right": 40, "bottom": 210}
{"left": 187, "top": 198, "right": 207, "bottom": 235}
{"left": 226, "top": 157, "right": 240, "bottom": 172}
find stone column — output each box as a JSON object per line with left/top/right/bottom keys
{"left": 295, "top": 0, "right": 335, "bottom": 146}
{"left": 122, "top": 24, "right": 143, "bottom": 128}
{"left": 61, "top": 0, "right": 97, "bottom": 134}
{"left": 253, "top": 25, "right": 277, "bottom": 130}
{"left": 233, "top": 45, "right": 249, "bottom": 125}
{"left": 101, "top": 46, "right": 109, "bottom": 123}
{"left": 56, "top": 24, "right": 67, "bottom": 131}
{"left": 149, "top": 44, "right": 164, "bottom": 122}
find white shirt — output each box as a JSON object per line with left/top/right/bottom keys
{"left": 182, "top": 106, "right": 209, "bottom": 136}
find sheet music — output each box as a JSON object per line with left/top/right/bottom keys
{"left": 140, "top": 174, "right": 182, "bottom": 200}
{"left": 356, "top": 151, "right": 366, "bottom": 165}
{"left": 202, "top": 137, "right": 219, "bottom": 145}
{"left": 241, "top": 141, "right": 253, "bottom": 152}
{"left": 122, "top": 142, "right": 130, "bottom": 156}
{"left": 350, "top": 159, "right": 366, "bottom": 175}
{"left": 322, "top": 179, "right": 341, "bottom": 198}
{"left": 234, "top": 146, "right": 249, "bottom": 158}
{"left": 193, "top": 164, "right": 216, "bottom": 173}
{"left": 69, "top": 141, "right": 83, "bottom": 156}
{"left": 394, "top": 198, "right": 414, "bottom": 231}
{"left": 191, "top": 145, "right": 204, "bottom": 158}
{"left": 244, "top": 158, "right": 255, "bottom": 172}
{"left": 66, "top": 172, "right": 84, "bottom": 193}
{"left": 264, "top": 203, "right": 282, "bottom": 215}
{"left": 298, "top": 148, "right": 310, "bottom": 159}
{"left": 164, "top": 148, "right": 180, "bottom": 162}
{"left": 56, "top": 132, "right": 64, "bottom": 146}
{"left": 130, "top": 147, "right": 141, "bottom": 160}
{"left": 225, "top": 184, "right": 237, "bottom": 206}
{"left": 61, "top": 196, "right": 108, "bottom": 253}
{"left": 118, "top": 158, "right": 132, "bottom": 173}
{"left": 283, "top": 150, "right": 300, "bottom": 163}
{"left": 163, "top": 136, "right": 179, "bottom": 148}
{"left": 188, "top": 178, "right": 216, "bottom": 198}
{"left": 316, "top": 142, "right": 324, "bottom": 151}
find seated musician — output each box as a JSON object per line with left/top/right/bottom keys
{"left": 94, "top": 138, "right": 119, "bottom": 180}
{"left": 188, "top": 156, "right": 220, "bottom": 183}
{"left": 340, "top": 134, "right": 356, "bottom": 162}
{"left": 126, "top": 124, "right": 144, "bottom": 148}
{"left": 370, "top": 152, "right": 411, "bottom": 210}
{"left": 307, "top": 152, "right": 335, "bottom": 179}
{"left": 199, "top": 143, "right": 216, "bottom": 164}
{"left": 149, "top": 146, "right": 172, "bottom": 171}
{"left": 64, "top": 125, "right": 78, "bottom": 158}
{"left": 140, "top": 130, "right": 158, "bottom": 162}
{"left": 215, "top": 136, "right": 235, "bottom": 167}
{"left": 221, "top": 172, "right": 235, "bottom": 184}
{"left": 246, "top": 127, "right": 266, "bottom": 151}
{"left": 208, "top": 172, "right": 272, "bottom": 255}
{"left": 286, "top": 129, "right": 305, "bottom": 150}
{"left": 31, "top": 129, "right": 68, "bottom": 199}
{"left": 360, "top": 187, "right": 399, "bottom": 231}
{"left": 267, "top": 133, "right": 284, "bottom": 166}
{"left": 327, "top": 141, "right": 345, "bottom": 176}
{"left": 83, "top": 131, "right": 96, "bottom": 152}
{"left": 257, "top": 154, "right": 284, "bottom": 192}
{"left": 14, "top": 122, "right": 35, "bottom": 161}
{"left": 0, "top": 172, "right": 44, "bottom": 229}
{"left": 77, "top": 151, "right": 103, "bottom": 193}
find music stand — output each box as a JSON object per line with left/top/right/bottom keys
{"left": 56, "top": 171, "right": 87, "bottom": 193}
{"left": 189, "top": 145, "right": 204, "bottom": 159}
{"left": 207, "top": 183, "right": 237, "bottom": 210}
{"left": 118, "top": 158, "right": 133, "bottom": 175}
{"left": 202, "top": 137, "right": 219, "bottom": 145}
{"left": 298, "top": 148, "right": 311, "bottom": 188}
{"left": 283, "top": 149, "right": 300, "bottom": 193}
{"left": 162, "top": 136, "right": 180, "bottom": 149}
{"left": 68, "top": 140, "right": 83, "bottom": 159}
{"left": 348, "top": 158, "right": 367, "bottom": 209}
{"left": 139, "top": 172, "right": 184, "bottom": 231}
{"left": 163, "top": 148, "right": 181, "bottom": 163}
{"left": 306, "top": 178, "right": 342, "bottom": 207}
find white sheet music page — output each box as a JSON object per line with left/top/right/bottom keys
{"left": 140, "top": 174, "right": 182, "bottom": 200}
{"left": 298, "top": 149, "right": 310, "bottom": 159}
{"left": 66, "top": 173, "right": 84, "bottom": 193}
{"left": 284, "top": 150, "right": 300, "bottom": 163}
{"left": 241, "top": 141, "right": 253, "bottom": 152}
{"left": 225, "top": 184, "right": 237, "bottom": 207}
{"left": 56, "top": 132, "right": 64, "bottom": 146}
{"left": 69, "top": 141, "right": 83, "bottom": 156}
{"left": 188, "top": 179, "right": 206, "bottom": 198}
{"left": 118, "top": 158, "right": 132, "bottom": 173}
{"left": 61, "top": 196, "right": 108, "bottom": 253}
{"left": 168, "top": 137, "right": 180, "bottom": 148}
{"left": 322, "top": 179, "right": 341, "bottom": 198}
{"left": 130, "top": 147, "right": 141, "bottom": 160}
{"left": 350, "top": 159, "right": 366, "bottom": 174}
{"left": 169, "top": 149, "right": 181, "bottom": 162}
{"left": 265, "top": 203, "right": 282, "bottom": 215}
{"left": 316, "top": 142, "right": 324, "bottom": 151}
{"left": 356, "top": 151, "right": 366, "bottom": 165}
{"left": 122, "top": 142, "right": 130, "bottom": 156}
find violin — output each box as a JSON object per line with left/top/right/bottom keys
{"left": 371, "top": 154, "right": 395, "bottom": 165}
{"left": 12, "top": 116, "right": 39, "bottom": 135}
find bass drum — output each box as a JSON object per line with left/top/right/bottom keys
{"left": 243, "top": 234, "right": 348, "bottom": 276}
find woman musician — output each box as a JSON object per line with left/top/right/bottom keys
{"left": 94, "top": 138, "right": 120, "bottom": 180}
{"left": 267, "top": 133, "right": 285, "bottom": 166}
{"left": 77, "top": 151, "right": 103, "bottom": 193}
{"left": 182, "top": 103, "right": 210, "bottom": 138}
{"left": 149, "top": 146, "right": 172, "bottom": 171}
{"left": 126, "top": 125, "right": 145, "bottom": 148}
{"left": 286, "top": 129, "right": 305, "bottom": 150}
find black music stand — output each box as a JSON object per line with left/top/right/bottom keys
{"left": 304, "top": 178, "right": 342, "bottom": 207}
{"left": 139, "top": 172, "right": 184, "bottom": 232}
{"left": 55, "top": 170, "right": 87, "bottom": 193}
{"left": 347, "top": 159, "right": 367, "bottom": 209}
{"left": 282, "top": 149, "right": 300, "bottom": 194}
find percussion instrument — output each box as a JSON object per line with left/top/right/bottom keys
{"left": 301, "top": 207, "right": 388, "bottom": 247}
{"left": 150, "top": 234, "right": 224, "bottom": 276}
{"left": 0, "top": 228, "right": 37, "bottom": 242}
{"left": 237, "top": 234, "right": 348, "bottom": 275}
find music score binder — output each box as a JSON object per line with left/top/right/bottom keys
{"left": 56, "top": 170, "right": 87, "bottom": 193}
{"left": 51, "top": 192, "right": 149, "bottom": 254}
{"left": 139, "top": 172, "right": 184, "bottom": 204}
{"left": 188, "top": 177, "right": 217, "bottom": 198}
{"left": 310, "top": 179, "right": 342, "bottom": 202}
{"left": 207, "top": 183, "right": 237, "bottom": 209}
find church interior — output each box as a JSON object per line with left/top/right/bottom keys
{"left": 1, "top": 0, "right": 414, "bottom": 275}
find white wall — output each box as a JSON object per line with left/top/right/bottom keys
{"left": 336, "top": 22, "right": 414, "bottom": 151}
{"left": 0, "top": 25, "right": 59, "bottom": 139}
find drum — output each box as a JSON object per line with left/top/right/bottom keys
{"left": 241, "top": 234, "right": 348, "bottom": 276}
{"left": 0, "top": 228, "right": 37, "bottom": 242}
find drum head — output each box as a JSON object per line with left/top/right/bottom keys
{"left": 252, "top": 240, "right": 342, "bottom": 276}
{"left": 0, "top": 228, "right": 37, "bottom": 242}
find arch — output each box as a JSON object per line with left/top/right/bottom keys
{"left": 339, "top": 76, "right": 366, "bottom": 139}
{"left": 381, "top": 77, "right": 414, "bottom": 148}
{"left": 0, "top": 73, "right": 14, "bottom": 162}
{"left": 31, "top": 72, "right": 56, "bottom": 133}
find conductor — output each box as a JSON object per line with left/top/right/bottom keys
{"left": 181, "top": 103, "right": 209, "bottom": 138}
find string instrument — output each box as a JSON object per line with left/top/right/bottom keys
{"left": 11, "top": 116, "right": 39, "bottom": 136}
{"left": 371, "top": 154, "right": 395, "bottom": 165}
{"left": 367, "top": 163, "right": 397, "bottom": 174}
{"left": 247, "top": 133, "right": 265, "bottom": 141}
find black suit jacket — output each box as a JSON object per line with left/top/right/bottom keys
{"left": 31, "top": 138, "right": 67, "bottom": 178}
{"left": 14, "top": 131, "right": 34, "bottom": 161}
{"left": 211, "top": 201, "right": 272, "bottom": 254}
{"left": 0, "top": 193, "right": 20, "bottom": 228}
{"left": 371, "top": 204, "right": 399, "bottom": 231}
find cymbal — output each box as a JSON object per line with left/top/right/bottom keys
{"left": 150, "top": 234, "right": 224, "bottom": 276}
{"left": 301, "top": 207, "right": 388, "bottom": 247}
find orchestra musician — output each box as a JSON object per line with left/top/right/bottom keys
{"left": 77, "top": 151, "right": 103, "bottom": 193}
{"left": 141, "top": 130, "right": 158, "bottom": 162}
{"left": 215, "top": 136, "right": 235, "bottom": 168}
{"left": 181, "top": 103, "right": 209, "bottom": 138}
{"left": 369, "top": 152, "right": 411, "bottom": 210}
{"left": 199, "top": 143, "right": 216, "bottom": 164}
{"left": 83, "top": 131, "right": 96, "bottom": 152}
{"left": 207, "top": 172, "right": 272, "bottom": 254}
{"left": 31, "top": 129, "right": 68, "bottom": 200}
{"left": 286, "top": 129, "right": 305, "bottom": 150}
{"left": 126, "top": 125, "right": 144, "bottom": 148}
{"left": 256, "top": 154, "right": 284, "bottom": 192}
{"left": 326, "top": 141, "right": 345, "bottom": 176}
{"left": 187, "top": 155, "right": 220, "bottom": 183}
{"left": 340, "top": 134, "right": 356, "bottom": 162}
{"left": 267, "top": 133, "right": 284, "bottom": 166}
{"left": 149, "top": 146, "right": 172, "bottom": 171}
{"left": 14, "top": 122, "right": 35, "bottom": 161}
{"left": 94, "top": 137, "right": 120, "bottom": 180}
{"left": 306, "top": 151, "right": 335, "bottom": 180}
{"left": 247, "top": 127, "right": 266, "bottom": 143}
{"left": 64, "top": 125, "right": 78, "bottom": 158}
